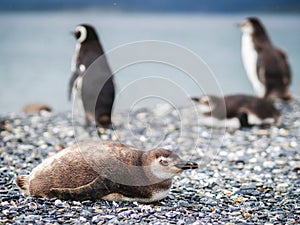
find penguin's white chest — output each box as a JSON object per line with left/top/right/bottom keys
{"left": 72, "top": 76, "right": 86, "bottom": 123}
{"left": 101, "top": 188, "right": 170, "bottom": 203}
{"left": 72, "top": 76, "right": 83, "bottom": 100}
{"left": 71, "top": 43, "right": 81, "bottom": 72}
{"left": 72, "top": 65, "right": 86, "bottom": 110}
{"left": 241, "top": 34, "right": 265, "bottom": 97}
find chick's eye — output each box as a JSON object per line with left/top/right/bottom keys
{"left": 160, "top": 159, "right": 169, "bottom": 166}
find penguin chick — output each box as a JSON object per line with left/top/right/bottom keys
{"left": 15, "top": 141, "right": 198, "bottom": 202}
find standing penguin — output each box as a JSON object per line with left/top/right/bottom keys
{"left": 69, "top": 24, "right": 115, "bottom": 128}
{"left": 239, "top": 17, "right": 291, "bottom": 101}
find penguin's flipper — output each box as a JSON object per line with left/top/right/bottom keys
{"left": 275, "top": 47, "right": 291, "bottom": 86}
{"left": 68, "top": 69, "right": 81, "bottom": 101}
{"left": 257, "top": 60, "right": 267, "bottom": 86}
{"left": 49, "top": 177, "right": 112, "bottom": 201}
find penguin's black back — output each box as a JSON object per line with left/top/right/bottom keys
{"left": 70, "top": 24, "right": 115, "bottom": 127}
{"left": 224, "top": 94, "right": 280, "bottom": 120}
{"left": 247, "top": 17, "right": 270, "bottom": 44}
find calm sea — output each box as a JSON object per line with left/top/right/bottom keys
{"left": 1, "top": 10, "right": 299, "bottom": 113}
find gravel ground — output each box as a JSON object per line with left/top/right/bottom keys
{"left": 0, "top": 99, "right": 299, "bottom": 224}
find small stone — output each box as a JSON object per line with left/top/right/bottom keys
{"left": 91, "top": 215, "right": 100, "bottom": 223}
{"left": 54, "top": 199, "right": 63, "bottom": 208}
{"left": 290, "top": 141, "right": 298, "bottom": 147}
{"left": 258, "top": 129, "right": 268, "bottom": 135}
{"left": 55, "top": 144, "right": 64, "bottom": 151}
{"left": 243, "top": 212, "right": 252, "bottom": 218}
{"left": 263, "top": 161, "right": 275, "bottom": 168}
{"left": 229, "top": 211, "right": 240, "bottom": 216}
{"left": 112, "top": 201, "right": 119, "bottom": 207}
{"left": 1, "top": 201, "right": 9, "bottom": 207}
{"left": 28, "top": 202, "right": 37, "bottom": 210}
{"left": 166, "top": 212, "right": 177, "bottom": 218}
{"left": 141, "top": 205, "right": 153, "bottom": 213}
{"left": 119, "top": 210, "right": 134, "bottom": 217}
{"left": 79, "top": 216, "right": 87, "bottom": 222}
{"left": 279, "top": 129, "right": 289, "bottom": 136}
{"left": 177, "top": 219, "right": 185, "bottom": 225}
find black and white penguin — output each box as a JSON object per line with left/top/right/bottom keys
{"left": 69, "top": 24, "right": 115, "bottom": 128}
{"left": 239, "top": 17, "right": 292, "bottom": 101}
{"left": 192, "top": 94, "right": 281, "bottom": 128}
{"left": 15, "top": 141, "right": 198, "bottom": 202}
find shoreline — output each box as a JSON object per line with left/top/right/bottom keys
{"left": 0, "top": 100, "right": 299, "bottom": 224}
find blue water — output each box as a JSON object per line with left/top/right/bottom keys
{"left": 1, "top": 10, "right": 300, "bottom": 113}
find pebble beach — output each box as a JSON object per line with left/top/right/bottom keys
{"left": 0, "top": 99, "right": 300, "bottom": 224}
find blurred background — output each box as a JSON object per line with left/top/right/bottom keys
{"left": 1, "top": 0, "right": 300, "bottom": 113}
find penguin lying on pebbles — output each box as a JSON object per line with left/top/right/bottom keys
{"left": 192, "top": 94, "right": 281, "bottom": 128}
{"left": 15, "top": 141, "right": 198, "bottom": 202}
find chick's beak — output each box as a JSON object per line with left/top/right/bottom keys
{"left": 175, "top": 161, "right": 198, "bottom": 170}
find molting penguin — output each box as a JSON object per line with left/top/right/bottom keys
{"left": 192, "top": 94, "right": 281, "bottom": 128}
{"left": 15, "top": 141, "right": 198, "bottom": 202}
{"left": 239, "top": 17, "right": 292, "bottom": 101}
{"left": 69, "top": 24, "right": 115, "bottom": 128}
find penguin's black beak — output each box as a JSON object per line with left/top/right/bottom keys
{"left": 175, "top": 161, "right": 198, "bottom": 170}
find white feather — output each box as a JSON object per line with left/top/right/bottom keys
{"left": 79, "top": 64, "right": 86, "bottom": 72}
{"left": 248, "top": 113, "right": 275, "bottom": 125}
{"left": 241, "top": 33, "right": 266, "bottom": 97}
{"left": 71, "top": 42, "right": 80, "bottom": 72}
{"left": 248, "top": 113, "right": 263, "bottom": 125}
{"left": 71, "top": 25, "right": 87, "bottom": 72}
{"left": 150, "top": 163, "right": 176, "bottom": 180}
{"left": 198, "top": 104, "right": 212, "bottom": 114}
{"left": 200, "top": 116, "right": 240, "bottom": 129}
{"left": 102, "top": 189, "right": 170, "bottom": 202}
{"left": 72, "top": 76, "right": 86, "bottom": 124}
{"left": 76, "top": 26, "right": 87, "bottom": 43}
